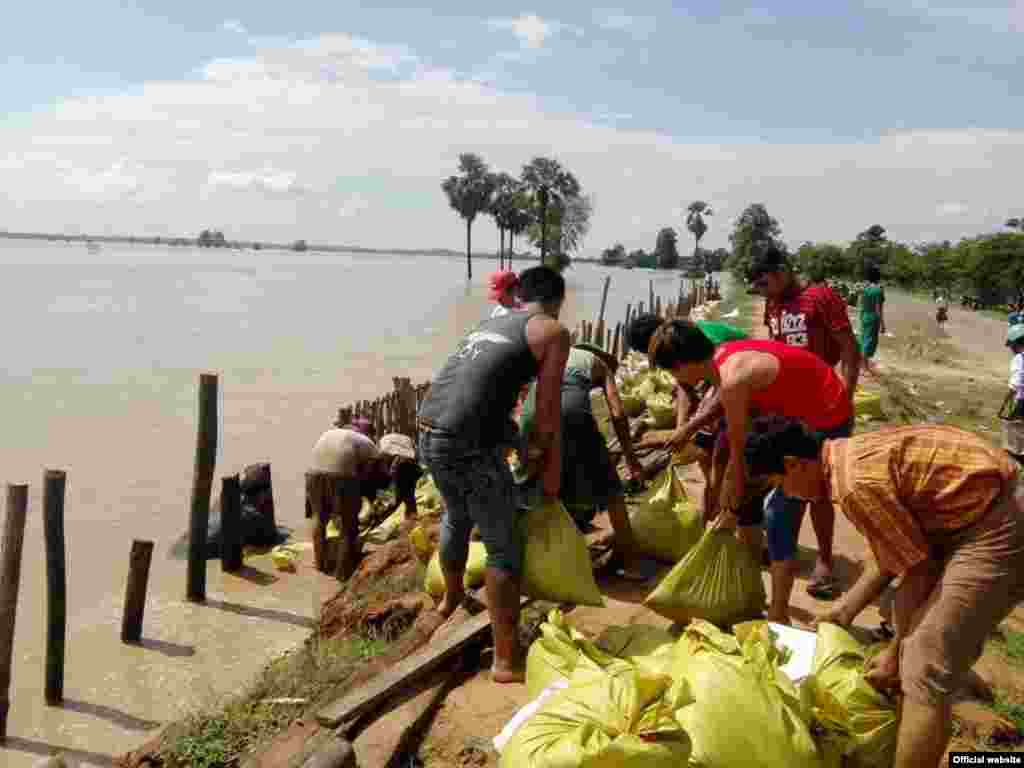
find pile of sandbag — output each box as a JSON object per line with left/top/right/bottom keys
{"left": 505, "top": 611, "right": 898, "bottom": 768}
{"left": 422, "top": 498, "right": 604, "bottom": 608}
{"left": 415, "top": 474, "right": 444, "bottom": 512}
{"left": 615, "top": 356, "right": 680, "bottom": 430}
{"left": 854, "top": 389, "right": 886, "bottom": 421}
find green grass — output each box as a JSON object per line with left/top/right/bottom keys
{"left": 992, "top": 629, "right": 1024, "bottom": 664}
{"left": 993, "top": 699, "right": 1024, "bottom": 733}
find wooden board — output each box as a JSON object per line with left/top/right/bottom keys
{"left": 316, "top": 598, "right": 530, "bottom": 729}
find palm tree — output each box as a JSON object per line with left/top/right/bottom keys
{"left": 441, "top": 154, "right": 497, "bottom": 280}
{"left": 686, "top": 201, "right": 713, "bottom": 271}
{"left": 521, "top": 157, "right": 581, "bottom": 268}
{"left": 488, "top": 172, "right": 518, "bottom": 270}
{"left": 505, "top": 193, "right": 533, "bottom": 264}
{"left": 1007, "top": 218, "right": 1023, "bottom": 232}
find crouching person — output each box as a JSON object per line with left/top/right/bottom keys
{"left": 744, "top": 417, "right": 1024, "bottom": 768}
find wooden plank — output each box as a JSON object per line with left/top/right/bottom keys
{"left": 316, "top": 598, "right": 529, "bottom": 729}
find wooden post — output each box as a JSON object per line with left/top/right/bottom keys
{"left": 656, "top": 295, "right": 662, "bottom": 318}
{"left": 0, "top": 484, "right": 28, "bottom": 739}
{"left": 638, "top": 301, "right": 644, "bottom": 317}
{"left": 595, "top": 319, "right": 605, "bottom": 350}
{"left": 43, "top": 469, "right": 67, "bottom": 705}
{"left": 597, "top": 275, "right": 611, "bottom": 326}
{"left": 612, "top": 323, "right": 621, "bottom": 359}
{"left": 605, "top": 327, "right": 611, "bottom": 351}
{"left": 220, "top": 475, "right": 243, "bottom": 573}
{"left": 187, "top": 373, "right": 218, "bottom": 604}
{"left": 121, "top": 540, "right": 154, "bottom": 644}
{"left": 649, "top": 281, "right": 655, "bottom": 313}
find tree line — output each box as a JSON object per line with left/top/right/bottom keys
{"left": 598, "top": 201, "right": 727, "bottom": 274}
{"left": 722, "top": 204, "right": 1024, "bottom": 306}
{"left": 441, "top": 154, "right": 590, "bottom": 279}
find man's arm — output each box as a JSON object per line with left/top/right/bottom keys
{"left": 836, "top": 328, "right": 861, "bottom": 400}
{"left": 815, "top": 553, "right": 893, "bottom": 627}
{"left": 600, "top": 361, "right": 641, "bottom": 476}
{"left": 530, "top": 320, "right": 571, "bottom": 498}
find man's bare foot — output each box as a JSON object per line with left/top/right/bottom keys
{"left": 491, "top": 664, "right": 526, "bottom": 684}
{"left": 437, "top": 593, "right": 463, "bottom": 619}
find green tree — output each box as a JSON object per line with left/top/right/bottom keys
{"left": 847, "top": 224, "right": 890, "bottom": 278}
{"left": 685, "top": 201, "right": 712, "bottom": 270}
{"left": 521, "top": 157, "right": 581, "bottom": 269}
{"left": 794, "top": 242, "right": 848, "bottom": 282}
{"left": 488, "top": 172, "right": 518, "bottom": 269}
{"left": 527, "top": 194, "right": 592, "bottom": 269}
{"left": 601, "top": 243, "right": 627, "bottom": 265}
{"left": 654, "top": 227, "right": 680, "bottom": 269}
{"left": 442, "top": 153, "right": 497, "bottom": 280}
{"left": 961, "top": 233, "right": 1024, "bottom": 305}
{"left": 1006, "top": 218, "right": 1023, "bottom": 231}
{"left": 198, "top": 230, "right": 212, "bottom": 247}
{"left": 292, "top": 239, "right": 308, "bottom": 252}
{"left": 727, "top": 203, "right": 782, "bottom": 278}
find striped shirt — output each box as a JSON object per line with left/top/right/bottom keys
{"left": 822, "top": 425, "right": 1017, "bottom": 575}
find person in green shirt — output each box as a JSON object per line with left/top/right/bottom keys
{"left": 860, "top": 264, "right": 886, "bottom": 375}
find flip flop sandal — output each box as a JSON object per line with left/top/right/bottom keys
{"left": 806, "top": 577, "right": 839, "bottom": 600}
{"left": 870, "top": 621, "right": 895, "bottom": 642}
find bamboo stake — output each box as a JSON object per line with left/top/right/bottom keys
{"left": 0, "top": 483, "right": 28, "bottom": 739}
{"left": 220, "top": 475, "right": 243, "bottom": 573}
{"left": 43, "top": 469, "right": 67, "bottom": 705}
{"left": 187, "top": 373, "right": 218, "bottom": 604}
{"left": 597, "top": 275, "right": 611, "bottom": 326}
{"left": 121, "top": 539, "right": 155, "bottom": 644}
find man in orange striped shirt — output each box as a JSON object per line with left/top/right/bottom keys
{"left": 744, "top": 419, "right": 1024, "bottom": 768}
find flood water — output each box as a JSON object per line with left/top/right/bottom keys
{"left": 0, "top": 239, "right": 711, "bottom": 765}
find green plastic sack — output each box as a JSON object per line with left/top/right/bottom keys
{"left": 424, "top": 541, "right": 487, "bottom": 597}
{"left": 651, "top": 369, "right": 677, "bottom": 394}
{"left": 854, "top": 389, "right": 885, "bottom": 421}
{"left": 595, "top": 624, "right": 677, "bottom": 678}
{"left": 520, "top": 499, "right": 605, "bottom": 608}
{"left": 644, "top": 528, "right": 766, "bottom": 628}
{"left": 501, "top": 657, "right": 693, "bottom": 768}
{"left": 675, "top": 620, "right": 825, "bottom": 768}
{"left": 804, "top": 623, "right": 899, "bottom": 768}
{"left": 633, "top": 377, "right": 657, "bottom": 401}
{"left": 630, "top": 468, "right": 703, "bottom": 563}
{"left": 645, "top": 392, "right": 676, "bottom": 428}
{"left": 526, "top": 609, "right": 617, "bottom": 698}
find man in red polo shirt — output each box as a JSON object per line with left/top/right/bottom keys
{"left": 750, "top": 246, "right": 861, "bottom": 599}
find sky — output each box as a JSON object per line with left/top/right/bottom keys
{"left": 1, "top": 1, "right": 1022, "bottom": 254}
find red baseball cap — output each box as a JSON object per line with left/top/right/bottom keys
{"left": 488, "top": 270, "right": 520, "bottom": 302}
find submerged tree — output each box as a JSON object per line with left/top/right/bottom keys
{"left": 685, "top": 201, "right": 713, "bottom": 271}
{"left": 521, "top": 157, "right": 581, "bottom": 269}
{"left": 442, "top": 153, "right": 497, "bottom": 280}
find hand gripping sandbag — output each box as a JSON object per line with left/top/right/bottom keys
{"left": 645, "top": 392, "right": 676, "bottom": 429}
{"left": 519, "top": 499, "right": 605, "bottom": 608}
{"left": 501, "top": 657, "right": 693, "bottom": 768}
{"left": 674, "top": 620, "right": 825, "bottom": 768}
{"left": 854, "top": 389, "right": 885, "bottom": 421}
{"left": 363, "top": 503, "right": 406, "bottom": 545}
{"left": 644, "top": 528, "right": 766, "bottom": 628}
{"left": 630, "top": 467, "right": 702, "bottom": 563}
{"left": 804, "top": 623, "right": 899, "bottom": 768}
{"left": 526, "top": 609, "right": 618, "bottom": 699}
{"left": 424, "top": 541, "right": 488, "bottom": 597}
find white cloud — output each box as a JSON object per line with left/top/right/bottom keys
{"left": 222, "top": 19, "right": 247, "bottom": 35}
{"left": 593, "top": 10, "right": 657, "bottom": 39}
{"left": 936, "top": 202, "right": 968, "bottom": 216}
{"left": 1, "top": 31, "right": 1022, "bottom": 251}
{"left": 488, "top": 14, "right": 557, "bottom": 49}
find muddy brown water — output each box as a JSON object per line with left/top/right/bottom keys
{"left": 0, "top": 240, "right": 712, "bottom": 766}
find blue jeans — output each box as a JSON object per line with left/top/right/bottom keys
{"left": 418, "top": 429, "right": 523, "bottom": 576}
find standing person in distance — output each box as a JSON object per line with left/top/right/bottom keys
{"left": 859, "top": 264, "right": 887, "bottom": 376}
{"left": 417, "top": 266, "right": 571, "bottom": 684}
{"left": 751, "top": 246, "right": 861, "bottom": 600}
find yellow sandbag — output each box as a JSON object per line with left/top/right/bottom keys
{"left": 424, "top": 541, "right": 487, "bottom": 597}
{"left": 630, "top": 468, "right": 703, "bottom": 563}
{"left": 520, "top": 499, "right": 605, "bottom": 608}
{"left": 363, "top": 503, "right": 406, "bottom": 545}
{"left": 270, "top": 544, "right": 299, "bottom": 572}
{"left": 675, "top": 620, "right": 825, "bottom": 768}
{"left": 326, "top": 519, "right": 341, "bottom": 540}
{"left": 595, "top": 624, "right": 677, "bottom": 677}
{"left": 501, "top": 658, "right": 693, "bottom": 768}
{"left": 525, "top": 609, "right": 615, "bottom": 698}
{"left": 357, "top": 499, "right": 375, "bottom": 525}
{"left": 854, "top": 390, "right": 885, "bottom": 420}
{"left": 409, "top": 525, "right": 433, "bottom": 562}
{"left": 651, "top": 369, "right": 677, "bottom": 394}
{"left": 633, "top": 377, "right": 657, "bottom": 401}
{"left": 645, "top": 528, "right": 766, "bottom": 628}
{"left": 645, "top": 392, "right": 676, "bottom": 428}
{"left": 804, "top": 623, "right": 899, "bottom": 768}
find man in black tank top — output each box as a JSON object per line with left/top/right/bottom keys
{"left": 418, "top": 266, "right": 571, "bottom": 684}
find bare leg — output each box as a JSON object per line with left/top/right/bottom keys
{"left": 485, "top": 567, "right": 525, "bottom": 683}
{"left": 767, "top": 559, "right": 797, "bottom": 625}
{"left": 893, "top": 698, "right": 950, "bottom": 768}
{"left": 438, "top": 561, "right": 466, "bottom": 619}
{"left": 808, "top": 499, "right": 836, "bottom": 589}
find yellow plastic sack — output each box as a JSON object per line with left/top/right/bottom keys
{"left": 804, "top": 624, "right": 899, "bottom": 768}
{"left": 646, "top": 393, "right": 676, "bottom": 428}
{"left": 415, "top": 474, "right": 443, "bottom": 511}
{"left": 620, "top": 392, "right": 645, "bottom": 418}
{"left": 651, "top": 369, "right": 677, "bottom": 394}
{"left": 409, "top": 525, "right": 433, "bottom": 562}
{"left": 633, "top": 377, "right": 658, "bottom": 401}
{"left": 630, "top": 468, "right": 703, "bottom": 563}
{"left": 519, "top": 499, "right": 605, "bottom": 608}
{"left": 854, "top": 390, "right": 885, "bottom": 421}
{"left": 675, "top": 620, "right": 825, "bottom": 768}
{"left": 326, "top": 519, "right": 341, "bottom": 540}
{"left": 501, "top": 658, "right": 693, "bottom": 768}
{"left": 357, "top": 499, "right": 375, "bottom": 525}
{"left": 270, "top": 544, "right": 299, "bottom": 572}
{"left": 525, "top": 609, "right": 614, "bottom": 698}
{"left": 424, "top": 541, "right": 487, "bottom": 597}
{"left": 363, "top": 503, "right": 406, "bottom": 545}
{"left": 645, "top": 528, "right": 766, "bottom": 628}
{"left": 595, "top": 624, "right": 677, "bottom": 678}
